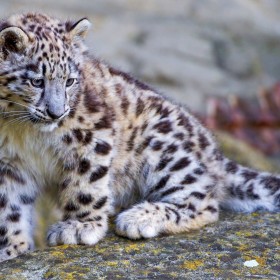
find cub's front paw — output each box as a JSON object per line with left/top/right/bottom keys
{"left": 115, "top": 206, "right": 161, "bottom": 239}
{"left": 0, "top": 239, "right": 34, "bottom": 262}
{"left": 47, "top": 220, "right": 107, "bottom": 246}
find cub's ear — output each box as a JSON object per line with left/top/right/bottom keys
{"left": 0, "top": 26, "right": 30, "bottom": 54}
{"left": 67, "top": 18, "right": 91, "bottom": 41}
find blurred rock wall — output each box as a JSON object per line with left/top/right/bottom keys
{"left": 1, "top": 0, "right": 280, "bottom": 111}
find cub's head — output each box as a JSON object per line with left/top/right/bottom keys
{"left": 0, "top": 13, "right": 91, "bottom": 131}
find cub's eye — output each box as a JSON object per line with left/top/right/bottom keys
{"left": 31, "top": 78, "right": 44, "bottom": 88}
{"left": 66, "top": 78, "right": 76, "bottom": 87}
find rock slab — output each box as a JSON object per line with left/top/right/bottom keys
{"left": 0, "top": 212, "right": 279, "bottom": 279}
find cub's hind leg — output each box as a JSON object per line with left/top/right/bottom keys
{"left": 115, "top": 170, "right": 219, "bottom": 239}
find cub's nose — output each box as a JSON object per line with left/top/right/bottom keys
{"left": 46, "top": 108, "right": 64, "bottom": 119}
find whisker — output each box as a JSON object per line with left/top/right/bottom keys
{"left": 0, "top": 108, "right": 30, "bottom": 117}
{"left": 17, "top": 116, "right": 30, "bottom": 126}
{"left": 4, "top": 115, "right": 31, "bottom": 126}
{"left": 0, "top": 110, "right": 27, "bottom": 114}
{"left": 0, "top": 111, "right": 28, "bottom": 116}
{"left": 0, "top": 98, "right": 35, "bottom": 111}
{"left": 3, "top": 113, "right": 30, "bottom": 119}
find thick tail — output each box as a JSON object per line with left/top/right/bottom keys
{"left": 219, "top": 158, "right": 280, "bottom": 212}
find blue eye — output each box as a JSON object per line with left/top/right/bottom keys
{"left": 31, "top": 78, "right": 44, "bottom": 88}
{"left": 66, "top": 78, "right": 76, "bottom": 87}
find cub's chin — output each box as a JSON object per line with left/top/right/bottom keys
{"left": 38, "top": 122, "right": 58, "bottom": 132}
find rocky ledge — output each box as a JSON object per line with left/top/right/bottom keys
{"left": 0, "top": 211, "right": 279, "bottom": 280}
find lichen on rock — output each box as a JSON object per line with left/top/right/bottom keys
{"left": 0, "top": 212, "right": 279, "bottom": 279}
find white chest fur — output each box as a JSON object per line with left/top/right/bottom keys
{"left": 0, "top": 120, "right": 60, "bottom": 189}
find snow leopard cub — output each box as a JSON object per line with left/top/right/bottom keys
{"left": 0, "top": 13, "right": 279, "bottom": 262}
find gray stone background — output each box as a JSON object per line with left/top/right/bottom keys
{"left": 1, "top": 0, "right": 280, "bottom": 112}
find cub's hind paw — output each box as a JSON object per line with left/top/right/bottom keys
{"left": 0, "top": 240, "right": 34, "bottom": 262}
{"left": 47, "top": 220, "right": 107, "bottom": 246}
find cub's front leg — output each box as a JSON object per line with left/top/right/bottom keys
{"left": 0, "top": 162, "right": 37, "bottom": 262}
{"left": 47, "top": 135, "right": 114, "bottom": 246}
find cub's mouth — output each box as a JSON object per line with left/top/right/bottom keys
{"left": 28, "top": 107, "right": 70, "bottom": 124}
{"left": 28, "top": 114, "right": 54, "bottom": 124}
{"left": 27, "top": 115, "right": 60, "bottom": 132}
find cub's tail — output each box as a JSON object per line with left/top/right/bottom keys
{"left": 220, "top": 158, "right": 280, "bottom": 212}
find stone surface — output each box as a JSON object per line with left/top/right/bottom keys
{"left": 0, "top": 212, "right": 279, "bottom": 279}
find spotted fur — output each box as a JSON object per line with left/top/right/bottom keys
{"left": 0, "top": 13, "right": 279, "bottom": 262}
